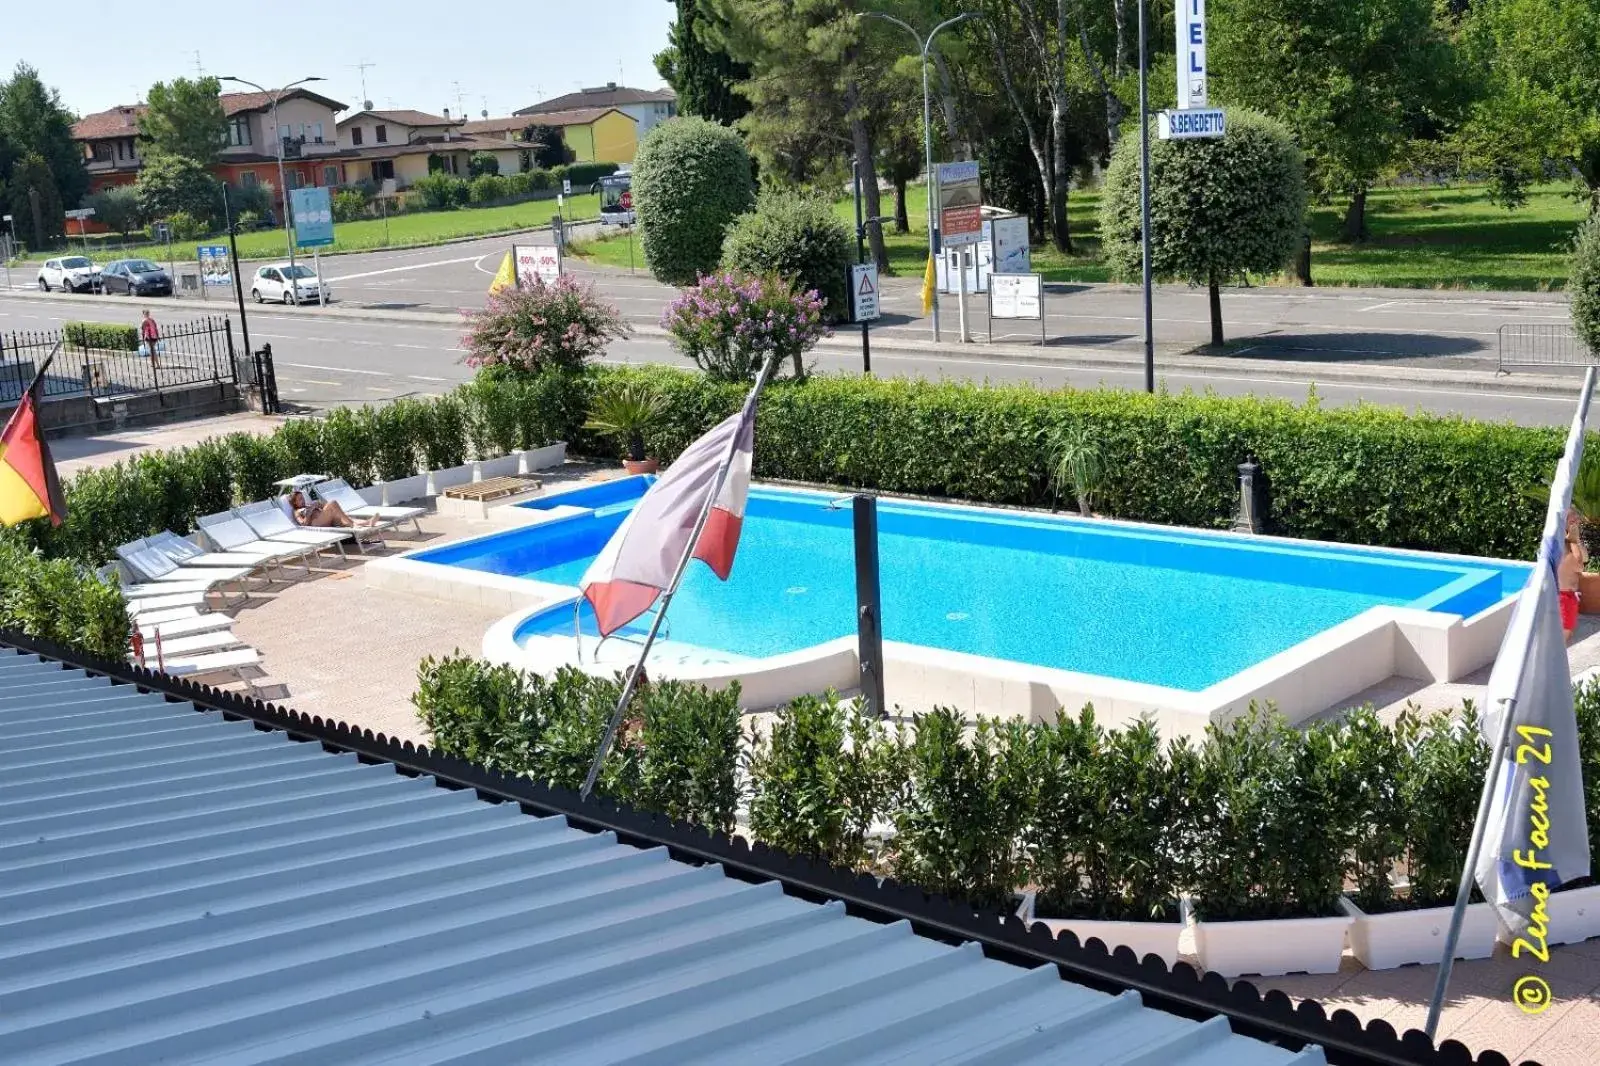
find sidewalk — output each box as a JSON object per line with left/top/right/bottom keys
{"left": 52, "top": 411, "right": 286, "bottom": 477}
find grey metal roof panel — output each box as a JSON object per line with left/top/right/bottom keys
{"left": 0, "top": 650, "right": 1323, "bottom": 1066}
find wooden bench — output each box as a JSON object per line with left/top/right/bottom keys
{"left": 442, "top": 475, "right": 540, "bottom": 503}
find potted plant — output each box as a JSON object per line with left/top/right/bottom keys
{"left": 1188, "top": 710, "right": 1353, "bottom": 977}
{"left": 1022, "top": 711, "right": 1190, "bottom": 967}
{"left": 1046, "top": 425, "right": 1104, "bottom": 518}
{"left": 585, "top": 381, "right": 668, "bottom": 474}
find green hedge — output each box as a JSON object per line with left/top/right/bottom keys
{"left": 0, "top": 535, "right": 130, "bottom": 658}
{"left": 590, "top": 365, "right": 1561, "bottom": 560}
{"left": 419, "top": 657, "right": 1600, "bottom": 922}
{"left": 564, "top": 161, "right": 621, "bottom": 188}
{"left": 64, "top": 321, "right": 139, "bottom": 351}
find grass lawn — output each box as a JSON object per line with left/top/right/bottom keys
{"left": 14, "top": 193, "right": 602, "bottom": 265}
{"left": 570, "top": 180, "right": 1589, "bottom": 292}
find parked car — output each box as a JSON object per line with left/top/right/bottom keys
{"left": 250, "top": 263, "right": 331, "bottom": 305}
{"left": 101, "top": 259, "right": 173, "bottom": 297}
{"left": 37, "top": 255, "right": 102, "bottom": 293}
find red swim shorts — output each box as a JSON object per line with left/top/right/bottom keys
{"left": 1560, "top": 589, "right": 1580, "bottom": 631}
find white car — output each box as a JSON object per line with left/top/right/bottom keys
{"left": 37, "top": 255, "right": 103, "bottom": 293}
{"left": 250, "top": 263, "right": 331, "bottom": 305}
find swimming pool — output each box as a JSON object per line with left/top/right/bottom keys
{"left": 409, "top": 476, "right": 1529, "bottom": 693}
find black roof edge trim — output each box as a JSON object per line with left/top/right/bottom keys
{"left": 0, "top": 630, "right": 1529, "bottom": 1066}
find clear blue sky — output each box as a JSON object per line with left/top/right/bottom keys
{"left": 4, "top": 0, "right": 676, "bottom": 119}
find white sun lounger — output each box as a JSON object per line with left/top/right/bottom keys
{"left": 115, "top": 543, "right": 254, "bottom": 603}
{"left": 313, "top": 478, "right": 424, "bottom": 534}
{"left": 121, "top": 580, "right": 220, "bottom": 598}
{"left": 147, "top": 531, "right": 283, "bottom": 571}
{"left": 126, "top": 591, "right": 210, "bottom": 615}
{"left": 132, "top": 605, "right": 210, "bottom": 627}
{"left": 155, "top": 647, "right": 261, "bottom": 690}
{"left": 141, "top": 630, "right": 243, "bottom": 658}
{"left": 138, "top": 612, "right": 235, "bottom": 640}
{"left": 196, "top": 513, "right": 317, "bottom": 571}
{"left": 236, "top": 500, "right": 357, "bottom": 557}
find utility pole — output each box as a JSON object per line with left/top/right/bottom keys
{"left": 1138, "top": 0, "right": 1155, "bottom": 393}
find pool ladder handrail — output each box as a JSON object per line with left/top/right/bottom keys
{"left": 573, "top": 597, "right": 669, "bottom": 665}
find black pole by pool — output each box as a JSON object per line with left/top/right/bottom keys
{"left": 853, "top": 493, "right": 886, "bottom": 718}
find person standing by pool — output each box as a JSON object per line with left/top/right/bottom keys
{"left": 139, "top": 310, "right": 161, "bottom": 369}
{"left": 1558, "top": 509, "right": 1587, "bottom": 643}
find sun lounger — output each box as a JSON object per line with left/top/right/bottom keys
{"left": 115, "top": 543, "right": 254, "bottom": 602}
{"left": 126, "top": 591, "right": 210, "bottom": 615}
{"left": 155, "top": 647, "right": 260, "bottom": 690}
{"left": 196, "top": 513, "right": 317, "bottom": 570}
{"left": 313, "top": 478, "right": 425, "bottom": 534}
{"left": 121, "top": 580, "right": 220, "bottom": 598}
{"left": 137, "top": 612, "right": 235, "bottom": 640}
{"left": 141, "top": 630, "right": 243, "bottom": 658}
{"left": 236, "top": 500, "right": 357, "bottom": 557}
{"left": 132, "top": 605, "right": 209, "bottom": 627}
{"left": 148, "top": 530, "right": 283, "bottom": 571}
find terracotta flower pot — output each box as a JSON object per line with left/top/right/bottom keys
{"left": 1580, "top": 572, "right": 1600, "bottom": 614}
{"left": 623, "top": 458, "right": 659, "bottom": 475}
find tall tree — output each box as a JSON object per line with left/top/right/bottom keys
{"left": 140, "top": 76, "right": 227, "bottom": 166}
{"left": 7, "top": 154, "right": 64, "bottom": 248}
{"left": 657, "top": 0, "right": 752, "bottom": 126}
{"left": 0, "top": 63, "right": 88, "bottom": 220}
{"left": 1457, "top": 0, "right": 1600, "bottom": 215}
{"left": 1210, "top": 0, "right": 1459, "bottom": 241}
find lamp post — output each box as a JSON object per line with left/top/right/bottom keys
{"left": 218, "top": 74, "right": 324, "bottom": 295}
{"left": 863, "top": 11, "right": 980, "bottom": 343}
{"left": 1138, "top": 0, "right": 1154, "bottom": 393}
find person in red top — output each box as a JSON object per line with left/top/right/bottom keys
{"left": 139, "top": 310, "right": 161, "bottom": 369}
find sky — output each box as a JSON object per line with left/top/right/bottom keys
{"left": 4, "top": 0, "right": 676, "bottom": 120}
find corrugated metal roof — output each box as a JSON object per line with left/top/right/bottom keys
{"left": 0, "top": 649, "right": 1324, "bottom": 1066}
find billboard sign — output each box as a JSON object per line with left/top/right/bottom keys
{"left": 514, "top": 243, "right": 561, "bottom": 286}
{"left": 990, "top": 273, "right": 1042, "bottom": 320}
{"left": 196, "top": 244, "right": 231, "bottom": 286}
{"left": 936, "top": 161, "right": 982, "bottom": 248}
{"left": 990, "top": 214, "right": 1031, "bottom": 275}
{"left": 599, "top": 174, "right": 634, "bottom": 226}
{"left": 290, "top": 186, "right": 335, "bottom": 248}
{"left": 1175, "top": 0, "right": 1208, "bottom": 110}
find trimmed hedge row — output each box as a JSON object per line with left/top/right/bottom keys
{"left": 593, "top": 365, "right": 1562, "bottom": 560}
{"left": 419, "top": 655, "right": 1600, "bottom": 922}
{"left": 64, "top": 321, "right": 139, "bottom": 351}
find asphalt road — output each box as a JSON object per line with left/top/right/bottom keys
{"left": 0, "top": 293, "right": 1584, "bottom": 426}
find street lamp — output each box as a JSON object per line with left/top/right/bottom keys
{"left": 218, "top": 74, "right": 324, "bottom": 290}
{"left": 863, "top": 10, "right": 980, "bottom": 343}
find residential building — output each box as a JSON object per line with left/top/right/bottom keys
{"left": 461, "top": 107, "right": 638, "bottom": 166}
{"left": 514, "top": 82, "right": 675, "bottom": 140}
{"left": 336, "top": 108, "right": 520, "bottom": 188}
{"left": 72, "top": 89, "right": 354, "bottom": 213}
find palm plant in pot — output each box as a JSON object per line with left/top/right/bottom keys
{"left": 585, "top": 381, "right": 668, "bottom": 474}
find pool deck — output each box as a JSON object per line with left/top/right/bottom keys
{"left": 182, "top": 471, "right": 1600, "bottom": 1064}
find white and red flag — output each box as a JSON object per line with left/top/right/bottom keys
{"left": 579, "top": 385, "right": 759, "bottom": 637}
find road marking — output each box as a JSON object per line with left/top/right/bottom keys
{"left": 324, "top": 255, "right": 483, "bottom": 282}
{"left": 277, "top": 361, "right": 389, "bottom": 376}
{"left": 282, "top": 378, "right": 340, "bottom": 386}
{"left": 1360, "top": 300, "right": 1400, "bottom": 313}
{"left": 408, "top": 374, "right": 449, "bottom": 382}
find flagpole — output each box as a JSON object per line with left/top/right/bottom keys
{"left": 1423, "top": 364, "right": 1597, "bottom": 1039}
{"left": 580, "top": 352, "right": 783, "bottom": 800}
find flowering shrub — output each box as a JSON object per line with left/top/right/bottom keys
{"left": 660, "top": 271, "right": 829, "bottom": 382}
{"left": 462, "top": 275, "right": 628, "bottom": 374}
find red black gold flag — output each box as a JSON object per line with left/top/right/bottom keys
{"left": 0, "top": 347, "right": 67, "bottom": 527}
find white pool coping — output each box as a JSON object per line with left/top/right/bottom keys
{"left": 370, "top": 480, "right": 1527, "bottom": 736}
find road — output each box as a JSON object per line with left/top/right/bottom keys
{"left": 0, "top": 293, "right": 1585, "bottom": 426}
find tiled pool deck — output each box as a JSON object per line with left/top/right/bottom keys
{"left": 142, "top": 463, "right": 1600, "bottom": 1064}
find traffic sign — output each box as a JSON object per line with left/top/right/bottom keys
{"left": 562, "top": 178, "right": 572, "bottom": 195}
{"left": 65, "top": 207, "right": 96, "bottom": 220}
{"left": 851, "top": 263, "right": 880, "bottom": 322}
{"left": 1159, "top": 107, "right": 1227, "bottom": 139}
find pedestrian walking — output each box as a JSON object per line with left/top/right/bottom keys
{"left": 140, "top": 310, "right": 161, "bottom": 369}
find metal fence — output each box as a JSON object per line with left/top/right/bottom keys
{"left": 0, "top": 316, "right": 237, "bottom": 405}
{"left": 1498, "top": 323, "right": 1597, "bottom": 372}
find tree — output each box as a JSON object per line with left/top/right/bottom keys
{"left": 721, "top": 189, "right": 855, "bottom": 320}
{"left": 0, "top": 63, "right": 88, "bottom": 229}
{"left": 7, "top": 153, "right": 63, "bottom": 248}
{"left": 633, "top": 116, "right": 756, "bottom": 284}
{"left": 657, "top": 0, "right": 751, "bottom": 127}
{"left": 1457, "top": 0, "right": 1600, "bottom": 215}
{"left": 468, "top": 152, "right": 499, "bottom": 177}
{"left": 133, "top": 153, "right": 222, "bottom": 230}
{"left": 1099, "top": 109, "right": 1306, "bottom": 346}
{"left": 520, "top": 124, "right": 572, "bottom": 169}
{"left": 84, "top": 186, "right": 142, "bottom": 238}
{"left": 1211, "top": 0, "right": 1459, "bottom": 241}
{"left": 1572, "top": 214, "right": 1600, "bottom": 356}
{"left": 140, "top": 76, "right": 227, "bottom": 166}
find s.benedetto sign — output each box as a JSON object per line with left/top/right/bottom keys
{"left": 1160, "top": 0, "right": 1225, "bottom": 140}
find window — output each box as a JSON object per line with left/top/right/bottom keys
{"left": 289, "top": 170, "right": 305, "bottom": 190}
{"left": 311, "top": 122, "right": 324, "bottom": 144}
{"left": 351, "top": 126, "right": 364, "bottom": 146}
{"left": 240, "top": 170, "right": 258, "bottom": 188}
{"left": 228, "top": 116, "right": 251, "bottom": 147}
{"left": 323, "top": 165, "right": 339, "bottom": 186}
{"left": 277, "top": 124, "right": 291, "bottom": 143}
{"left": 375, "top": 124, "right": 387, "bottom": 144}
{"left": 373, "top": 159, "right": 395, "bottom": 181}
{"left": 91, "top": 142, "right": 112, "bottom": 161}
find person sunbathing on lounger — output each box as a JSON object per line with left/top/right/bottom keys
{"left": 287, "top": 490, "right": 376, "bottom": 529}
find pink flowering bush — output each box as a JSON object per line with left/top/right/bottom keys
{"left": 661, "top": 270, "right": 829, "bottom": 382}
{"left": 462, "top": 275, "right": 628, "bottom": 375}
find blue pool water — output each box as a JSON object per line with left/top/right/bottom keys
{"left": 414, "top": 478, "right": 1531, "bottom": 692}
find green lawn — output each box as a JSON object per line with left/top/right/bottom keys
{"left": 12, "top": 192, "right": 602, "bottom": 265}
{"left": 571, "top": 179, "right": 1590, "bottom": 292}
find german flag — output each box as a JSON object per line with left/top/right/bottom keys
{"left": 0, "top": 346, "right": 67, "bottom": 528}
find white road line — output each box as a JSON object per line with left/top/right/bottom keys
{"left": 277, "top": 361, "right": 389, "bottom": 376}
{"left": 1360, "top": 300, "right": 1400, "bottom": 313}
{"left": 408, "top": 374, "right": 449, "bottom": 382}
{"left": 324, "top": 255, "right": 483, "bottom": 282}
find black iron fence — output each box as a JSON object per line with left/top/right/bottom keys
{"left": 1498, "top": 322, "right": 1597, "bottom": 372}
{"left": 0, "top": 316, "right": 237, "bottom": 405}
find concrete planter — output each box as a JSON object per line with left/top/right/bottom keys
{"left": 1193, "top": 913, "right": 1352, "bottom": 977}
{"left": 425, "top": 463, "right": 474, "bottom": 496}
{"left": 1581, "top": 572, "right": 1600, "bottom": 614}
{"left": 477, "top": 454, "right": 522, "bottom": 480}
{"left": 522, "top": 441, "right": 567, "bottom": 472}
{"left": 1496, "top": 883, "right": 1600, "bottom": 948}
{"left": 377, "top": 474, "right": 429, "bottom": 506}
{"left": 1340, "top": 896, "right": 1498, "bottom": 970}
{"left": 1016, "top": 891, "right": 1183, "bottom": 967}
